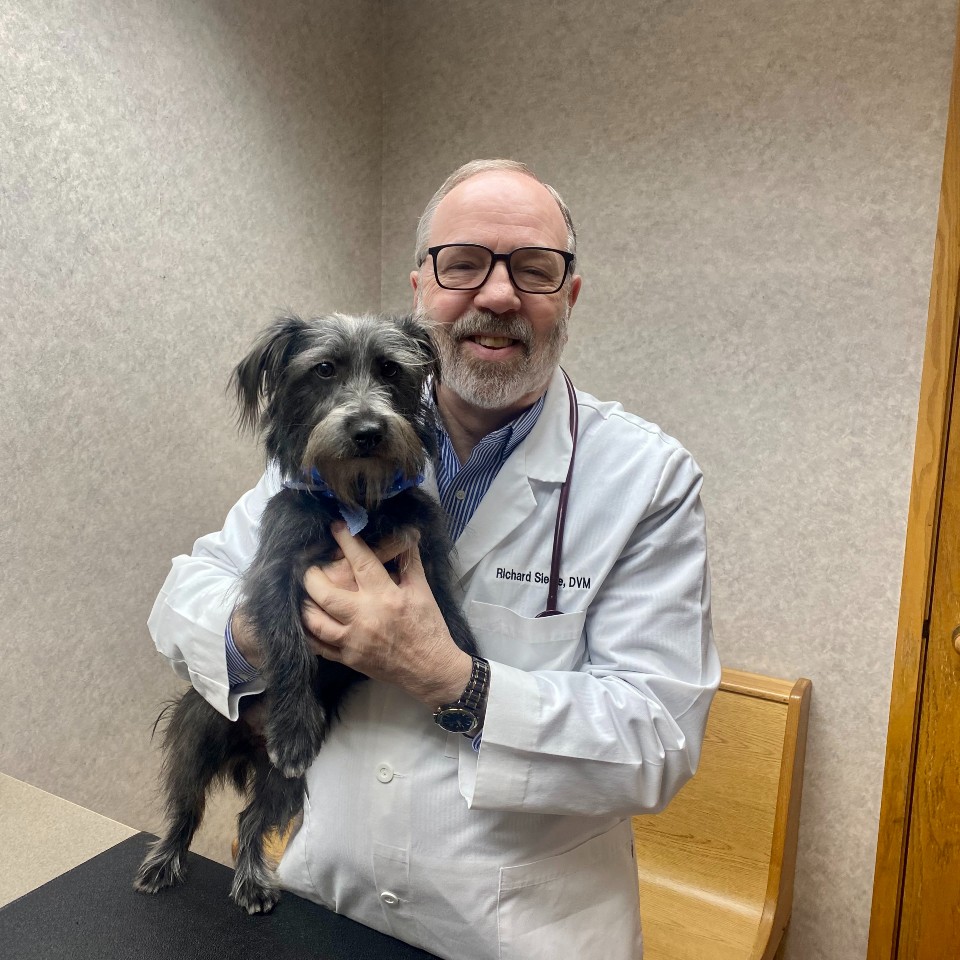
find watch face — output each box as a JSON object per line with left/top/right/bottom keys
{"left": 435, "top": 707, "right": 477, "bottom": 734}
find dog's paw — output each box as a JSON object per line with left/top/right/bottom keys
{"left": 134, "top": 849, "right": 186, "bottom": 894}
{"left": 231, "top": 874, "right": 280, "bottom": 915}
{"left": 266, "top": 714, "right": 327, "bottom": 778}
{"left": 266, "top": 746, "right": 312, "bottom": 780}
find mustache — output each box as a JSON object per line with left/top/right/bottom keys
{"left": 446, "top": 311, "right": 532, "bottom": 347}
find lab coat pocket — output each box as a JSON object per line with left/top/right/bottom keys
{"left": 466, "top": 601, "right": 586, "bottom": 672}
{"left": 497, "top": 823, "right": 642, "bottom": 960}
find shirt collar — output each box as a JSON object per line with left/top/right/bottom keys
{"left": 429, "top": 385, "right": 546, "bottom": 469}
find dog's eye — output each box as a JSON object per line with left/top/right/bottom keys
{"left": 380, "top": 360, "right": 399, "bottom": 379}
{"left": 315, "top": 362, "right": 336, "bottom": 379}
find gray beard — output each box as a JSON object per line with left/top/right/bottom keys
{"left": 416, "top": 307, "right": 569, "bottom": 409}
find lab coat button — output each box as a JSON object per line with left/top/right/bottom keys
{"left": 380, "top": 891, "right": 399, "bottom": 906}
{"left": 376, "top": 763, "right": 394, "bottom": 783}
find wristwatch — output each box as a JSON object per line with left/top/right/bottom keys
{"left": 433, "top": 656, "right": 490, "bottom": 737}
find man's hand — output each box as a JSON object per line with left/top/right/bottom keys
{"left": 228, "top": 529, "right": 419, "bottom": 673}
{"left": 301, "top": 523, "right": 472, "bottom": 707}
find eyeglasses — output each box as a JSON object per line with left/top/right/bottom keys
{"left": 425, "top": 244, "right": 575, "bottom": 294}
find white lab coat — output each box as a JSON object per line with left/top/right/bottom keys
{"left": 148, "top": 366, "right": 720, "bottom": 960}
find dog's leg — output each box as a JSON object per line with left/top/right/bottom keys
{"left": 418, "top": 526, "right": 480, "bottom": 658}
{"left": 247, "top": 562, "right": 330, "bottom": 779}
{"left": 134, "top": 690, "right": 236, "bottom": 894}
{"left": 242, "top": 521, "right": 332, "bottom": 780}
{"left": 230, "top": 756, "right": 305, "bottom": 914}
{"left": 259, "top": 618, "right": 329, "bottom": 778}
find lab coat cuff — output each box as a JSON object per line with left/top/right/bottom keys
{"left": 147, "top": 584, "right": 237, "bottom": 720}
{"left": 225, "top": 678, "right": 268, "bottom": 721}
{"left": 459, "top": 660, "right": 540, "bottom": 809}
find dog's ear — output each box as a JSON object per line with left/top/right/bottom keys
{"left": 395, "top": 314, "right": 441, "bottom": 458}
{"left": 231, "top": 314, "right": 312, "bottom": 432}
{"left": 397, "top": 313, "right": 441, "bottom": 384}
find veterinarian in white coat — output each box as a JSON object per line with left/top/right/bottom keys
{"left": 148, "top": 161, "right": 720, "bottom": 959}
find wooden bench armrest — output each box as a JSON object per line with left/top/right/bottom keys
{"left": 634, "top": 668, "right": 813, "bottom": 960}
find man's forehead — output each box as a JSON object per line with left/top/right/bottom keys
{"left": 430, "top": 171, "right": 568, "bottom": 248}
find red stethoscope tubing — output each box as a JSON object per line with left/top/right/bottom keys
{"left": 536, "top": 368, "right": 578, "bottom": 618}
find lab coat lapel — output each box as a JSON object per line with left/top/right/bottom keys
{"left": 450, "top": 367, "right": 574, "bottom": 581}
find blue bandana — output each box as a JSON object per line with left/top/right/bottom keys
{"left": 282, "top": 467, "right": 425, "bottom": 535}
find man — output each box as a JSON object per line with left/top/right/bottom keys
{"left": 148, "top": 159, "right": 720, "bottom": 959}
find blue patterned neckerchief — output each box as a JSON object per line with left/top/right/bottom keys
{"left": 282, "top": 467, "right": 425, "bottom": 535}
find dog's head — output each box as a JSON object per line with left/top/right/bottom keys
{"left": 231, "top": 313, "right": 439, "bottom": 507}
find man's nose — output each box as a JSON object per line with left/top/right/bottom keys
{"left": 473, "top": 260, "right": 522, "bottom": 313}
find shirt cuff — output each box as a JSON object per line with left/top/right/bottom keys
{"left": 225, "top": 613, "right": 261, "bottom": 687}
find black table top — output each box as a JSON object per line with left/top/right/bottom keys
{"left": 0, "top": 833, "right": 439, "bottom": 960}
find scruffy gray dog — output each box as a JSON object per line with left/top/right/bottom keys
{"left": 135, "top": 313, "right": 478, "bottom": 913}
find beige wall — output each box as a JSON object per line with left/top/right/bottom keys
{"left": 2, "top": 0, "right": 955, "bottom": 957}
{"left": 380, "top": 2, "right": 954, "bottom": 958}
{"left": 0, "top": 0, "right": 382, "bottom": 858}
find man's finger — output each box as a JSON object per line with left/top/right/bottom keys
{"left": 313, "top": 640, "right": 343, "bottom": 663}
{"left": 321, "top": 557, "right": 360, "bottom": 592}
{"left": 303, "top": 565, "right": 359, "bottom": 622}
{"left": 330, "top": 522, "right": 393, "bottom": 586}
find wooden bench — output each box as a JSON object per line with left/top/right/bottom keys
{"left": 632, "top": 668, "right": 812, "bottom": 960}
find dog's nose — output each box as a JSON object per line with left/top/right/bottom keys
{"left": 352, "top": 425, "right": 383, "bottom": 453}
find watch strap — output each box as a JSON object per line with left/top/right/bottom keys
{"left": 447, "top": 656, "right": 489, "bottom": 713}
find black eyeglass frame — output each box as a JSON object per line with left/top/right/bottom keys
{"left": 424, "top": 243, "right": 576, "bottom": 295}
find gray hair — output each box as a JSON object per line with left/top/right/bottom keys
{"left": 414, "top": 159, "right": 577, "bottom": 267}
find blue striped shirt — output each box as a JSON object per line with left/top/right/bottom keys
{"left": 225, "top": 615, "right": 260, "bottom": 685}
{"left": 433, "top": 393, "right": 545, "bottom": 542}
{"left": 224, "top": 392, "right": 546, "bottom": 687}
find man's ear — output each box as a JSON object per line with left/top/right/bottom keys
{"left": 410, "top": 270, "right": 420, "bottom": 310}
{"left": 568, "top": 274, "right": 583, "bottom": 310}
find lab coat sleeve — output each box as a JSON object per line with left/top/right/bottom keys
{"left": 458, "top": 447, "right": 720, "bottom": 816}
{"left": 146, "top": 468, "right": 279, "bottom": 720}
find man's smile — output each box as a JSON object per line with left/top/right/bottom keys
{"left": 459, "top": 333, "right": 526, "bottom": 361}
{"left": 469, "top": 335, "right": 517, "bottom": 349}
{"left": 449, "top": 313, "right": 533, "bottom": 360}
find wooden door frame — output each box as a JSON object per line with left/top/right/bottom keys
{"left": 867, "top": 3, "right": 960, "bottom": 957}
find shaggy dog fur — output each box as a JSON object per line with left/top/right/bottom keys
{"left": 135, "top": 313, "right": 478, "bottom": 913}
